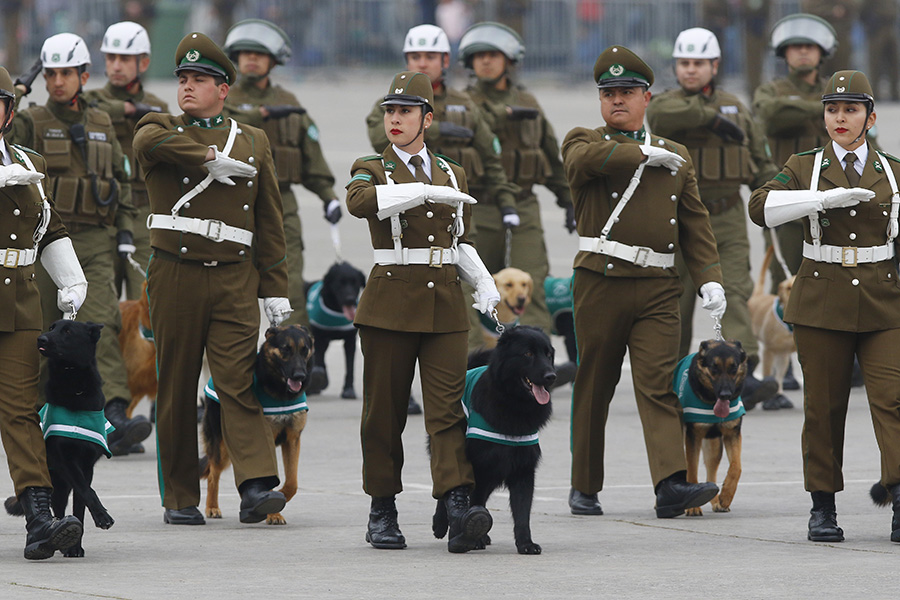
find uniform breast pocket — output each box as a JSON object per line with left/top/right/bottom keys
{"left": 42, "top": 139, "right": 72, "bottom": 172}
{"left": 870, "top": 202, "right": 891, "bottom": 220}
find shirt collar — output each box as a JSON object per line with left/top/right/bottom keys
{"left": 832, "top": 140, "right": 869, "bottom": 172}
{"left": 0, "top": 139, "right": 11, "bottom": 166}
{"left": 391, "top": 144, "right": 431, "bottom": 180}
{"left": 611, "top": 127, "right": 647, "bottom": 141}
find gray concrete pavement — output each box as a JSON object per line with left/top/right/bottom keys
{"left": 1, "top": 73, "right": 897, "bottom": 598}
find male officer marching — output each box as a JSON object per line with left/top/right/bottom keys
{"left": 8, "top": 33, "right": 149, "bottom": 457}
{"left": 562, "top": 46, "right": 724, "bottom": 517}
{"left": 84, "top": 21, "right": 168, "bottom": 305}
{"left": 647, "top": 27, "right": 781, "bottom": 409}
{"left": 223, "top": 19, "right": 341, "bottom": 329}
{"left": 133, "top": 32, "right": 290, "bottom": 526}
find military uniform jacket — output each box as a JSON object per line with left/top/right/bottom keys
{"left": 366, "top": 85, "right": 519, "bottom": 211}
{"left": 753, "top": 72, "right": 830, "bottom": 168}
{"left": 647, "top": 87, "right": 777, "bottom": 199}
{"left": 0, "top": 141, "right": 68, "bottom": 332}
{"left": 346, "top": 145, "right": 473, "bottom": 333}
{"left": 561, "top": 126, "right": 723, "bottom": 285}
{"left": 466, "top": 79, "right": 572, "bottom": 206}
{"left": 749, "top": 143, "right": 900, "bottom": 331}
{"left": 9, "top": 98, "right": 135, "bottom": 233}
{"left": 132, "top": 112, "right": 288, "bottom": 297}
{"left": 225, "top": 79, "right": 337, "bottom": 201}
{"left": 83, "top": 83, "right": 169, "bottom": 205}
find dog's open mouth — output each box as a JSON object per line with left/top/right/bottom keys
{"left": 342, "top": 305, "right": 357, "bottom": 322}
{"left": 525, "top": 377, "right": 551, "bottom": 405}
{"left": 714, "top": 398, "right": 730, "bottom": 418}
{"left": 506, "top": 300, "right": 527, "bottom": 316}
{"left": 287, "top": 378, "right": 304, "bottom": 394}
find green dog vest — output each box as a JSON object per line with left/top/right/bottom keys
{"left": 461, "top": 366, "right": 539, "bottom": 446}
{"left": 39, "top": 404, "right": 115, "bottom": 458}
{"left": 674, "top": 354, "right": 746, "bottom": 424}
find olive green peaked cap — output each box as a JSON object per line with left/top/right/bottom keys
{"left": 593, "top": 45, "right": 654, "bottom": 89}
{"left": 381, "top": 71, "right": 434, "bottom": 112}
{"left": 174, "top": 32, "right": 236, "bottom": 85}
{"left": 0, "top": 67, "right": 15, "bottom": 101}
{"left": 822, "top": 70, "right": 874, "bottom": 105}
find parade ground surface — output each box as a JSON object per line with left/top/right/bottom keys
{"left": 1, "top": 73, "right": 897, "bottom": 598}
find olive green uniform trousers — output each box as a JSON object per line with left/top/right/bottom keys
{"left": 280, "top": 185, "right": 309, "bottom": 327}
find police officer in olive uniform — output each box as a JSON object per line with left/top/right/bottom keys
{"left": 133, "top": 32, "right": 290, "bottom": 526}
{"left": 0, "top": 65, "right": 88, "bottom": 559}
{"left": 562, "top": 46, "right": 723, "bottom": 518}
{"left": 8, "top": 33, "right": 148, "bottom": 457}
{"left": 348, "top": 71, "right": 499, "bottom": 552}
{"left": 749, "top": 70, "right": 900, "bottom": 544}
{"left": 647, "top": 27, "right": 780, "bottom": 409}
{"left": 222, "top": 19, "right": 341, "bottom": 328}
{"left": 458, "top": 22, "right": 574, "bottom": 335}
{"left": 83, "top": 21, "right": 168, "bottom": 303}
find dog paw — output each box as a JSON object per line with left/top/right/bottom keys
{"left": 517, "top": 541, "right": 542, "bottom": 555}
{"left": 340, "top": 387, "right": 357, "bottom": 400}
{"left": 685, "top": 507, "right": 704, "bottom": 517}
{"left": 63, "top": 545, "right": 85, "bottom": 558}
{"left": 206, "top": 507, "right": 222, "bottom": 519}
{"left": 266, "top": 513, "right": 287, "bottom": 525}
{"left": 93, "top": 512, "right": 115, "bottom": 530}
{"left": 711, "top": 501, "right": 731, "bottom": 513}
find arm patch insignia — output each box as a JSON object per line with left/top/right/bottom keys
{"left": 349, "top": 173, "right": 372, "bottom": 183}
{"left": 774, "top": 172, "right": 790, "bottom": 184}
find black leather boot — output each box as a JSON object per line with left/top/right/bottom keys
{"left": 808, "top": 491, "right": 844, "bottom": 542}
{"left": 782, "top": 362, "right": 800, "bottom": 391}
{"left": 655, "top": 472, "right": 719, "bottom": 518}
{"left": 442, "top": 486, "right": 492, "bottom": 553}
{"left": 366, "top": 496, "right": 406, "bottom": 549}
{"left": 105, "top": 397, "right": 152, "bottom": 456}
{"left": 568, "top": 488, "right": 603, "bottom": 515}
{"left": 238, "top": 478, "right": 286, "bottom": 523}
{"left": 742, "top": 357, "right": 779, "bottom": 411}
{"left": 20, "top": 487, "right": 83, "bottom": 560}
{"left": 889, "top": 484, "right": 900, "bottom": 543}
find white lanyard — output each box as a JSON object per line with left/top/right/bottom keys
{"left": 600, "top": 130, "right": 652, "bottom": 240}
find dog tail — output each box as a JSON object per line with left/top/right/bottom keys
{"left": 870, "top": 482, "right": 893, "bottom": 507}
{"left": 754, "top": 244, "right": 774, "bottom": 297}
{"left": 4, "top": 496, "right": 23, "bottom": 516}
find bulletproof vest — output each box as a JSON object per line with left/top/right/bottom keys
{"left": 469, "top": 84, "right": 550, "bottom": 187}
{"left": 230, "top": 85, "right": 304, "bottom": 185}
{"left": 766, "top": 77, "right": 829, "bottom": 168}
{"left": 28, "top": 105, "right": 118, "bottom": 227}
{"left": 431, "top": 89, "right": 485, "bottom": 183}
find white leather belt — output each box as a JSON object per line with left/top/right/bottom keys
{"left": 0, "top": 247, "right": 37, "bottom": 268}
{"left": 373, "top": 247, "right": 459, "bottom": 267}
{"left": 578, "top": 236, "right": 675, "bottom": 268}
{"left": 802, "top": 241, "right": 895, "bottom": 267}
{"left": 147, "top": 214, "right": 253, "bottom": 246}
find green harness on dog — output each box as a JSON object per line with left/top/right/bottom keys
{"left": 204, "top": 376, "right": 308, "bottom": 415}
{"left": 461, "top": 366, "right": 539, "bottom": 446}
{"left": 39, "top": 404, "right": 115, "bottom": 458}
{"left": 674, "top": 354, "right": 746, "bottom": 424}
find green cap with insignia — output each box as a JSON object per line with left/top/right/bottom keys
{"left": 822, "top": 70, "right": 874, "bottom": 106}
{"left": 381, "top": 71, "right": 434, "bottom": 113}
{"left": 174, "top": 32, "right": 236, "bottom": 85}
{"left": 0, "top": 67, "right": 15, "bottom": 103}
{"left": 593, "top": 45, "right": 654, "bottom": 89}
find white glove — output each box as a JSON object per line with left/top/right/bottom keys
{"left": 502, "top": 212, "right": 520, "bottom": 228}
{"left": 699, "top": 282, "right": 727, "bottom": 321}
{"left": 817, "top": 187, "right": 874, "bottom": 210}
{"left": 205, "top": 146, "right": 257, "bottom": 186}
{"left": 425, "top": 184, "right": 476, "bottom": 207}
{"left": 764, "top": 188, "right": 875, "bottom": 228}
{"left": 375, "top": 182, "right": 476, "bottom": 220}
{"left": 457, "top": 244, "right": 500, "bottom": 315}
{"left": 0, "top": 163, "right": 44, "bottom": 187}
{"left": 40, "top": 237, "right": 87, "bottom": 317}
{"left": 642, "top": 146, "right": 686, "bottom": 171}
{"left": 263, "top": 297, "right": 293, "bottom": 327}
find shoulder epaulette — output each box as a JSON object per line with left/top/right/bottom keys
{"left": 360, "top": 154, "right": 382, "bottom": 162}
{"left": 796, "top": 147, "right": 823, "bottom": 156}
{"left": 878, "top": 150, "right": 900, "bottom": 164}
{"left": 435, "top": 153, "right": 461, "bottom": 168}
{"left": 11, "top": 143, "right": 41, "bottom": 156}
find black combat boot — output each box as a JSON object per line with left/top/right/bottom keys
{"left": 442, "top": 486, "right": 492, "bottom": 553}
{"left": 808, "top": 491, "right": 844, "bottom": 542}
{"left": 889, "top": 484, "right": 900, "bottom": 543}
{"left": 19, "top": 487, "right": 83, "bottom": 560}
{"left": 366, "top": 496, "right": 406, "bottom": 549}
{"left": 741, "top": 356, "right": 779, "bottom": 411}
{"left": 238, "top": 478, "right": 286, "bottom": 523}
{"left": 655, "top": 471, "right": 719, "bottom": 518}
{"left": 105, "top": 397, "right": 152, "bottom": 456}
{"left": 568, "top": 488, "right": 603, "bottom": 515}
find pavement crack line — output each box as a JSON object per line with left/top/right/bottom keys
{"left": 611, "top": 518, "right": 895, "bottom": 554}
{"left": 8, "top": 582, "right": 130, "bottom": 598}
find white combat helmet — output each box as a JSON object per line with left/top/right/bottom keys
{"left": 770, "top": 13, "right": 837, "bottom": 58}
{"left": 672, "top": 27, "right": 721, "bottom": 60}
{"left": 41, "top": 33, "right": 91, "bottom": 68}
{"left": 403, "top": 24, "right": 451, "bottom": 55}
{"left": 101, "top": 21, "right": 151, "bottom": 56}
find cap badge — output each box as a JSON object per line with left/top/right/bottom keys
{"left": 687, "top": 44, "right": 695, "bottom": 51}
{"left": 609, "top": 64, "right": 624, "bottom": 77}
{"left": 394, "top": 87, "right": 404, "bottom": 94}
{"left": 837, "top": 86, "right": 846, "bottom": 93}
{"left": 186, "top": 49, "right": 200, "bottom": 62}
{"left": 51, "top": 53, "right": 60, "bottom": 62}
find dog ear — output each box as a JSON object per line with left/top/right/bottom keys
{"left": 699, "top": 339, "right": 710, "bottom": 356}
{"left": 90, "top": 322, "right": 104, "bottom": 343}
{"left": 265, "top": 327, "right": 279, "bottom": 340}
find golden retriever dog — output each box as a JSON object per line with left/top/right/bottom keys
{"left": 747, "top": 246, "right": 796, "bottom": 395}
{"left": 480, "top": 267, "right": 533, "bottom": 348}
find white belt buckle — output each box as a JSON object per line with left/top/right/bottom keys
{"left": 205, "top": 220, "right": 225, "bottom": 243}
{"left": 428, "top": 246, "right": 443, "bottom": 268}
{"left": 633, "top": 246, "right": 651, "bottom": 268}
{"left": 841, "top": 246, "right": 857, "bottom": 268}
{"left": 3, "top": 249, "right": 19, "bottom": 268}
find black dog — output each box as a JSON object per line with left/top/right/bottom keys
{"left": 304, "top": 261, "right": 365, "bottom": 399}
{"left": 433, "top": 326, "right": 555, "bottom": 554}
{"left": 6, "top": 320, "right": 115, "bottom": 558}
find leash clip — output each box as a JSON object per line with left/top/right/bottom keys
{"left": 713, "top": 315, "right": 723, "bottom": 341}
{"left": 490, "top": 307, "right": 505, "bottom": 335}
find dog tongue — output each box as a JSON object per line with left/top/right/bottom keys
{"left": 343, "top": 306, "right": 357, "bottom": 321}
{"left": 288, "top": 379, "right": 303, "bottom": 394}
{"left": 714, "top": 399, "right": 730, "bottom": 419}
{"left": 532, "top": 383, "right": 550, "bottom": 405}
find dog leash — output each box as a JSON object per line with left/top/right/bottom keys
{"left": 63, "top": 300, "right": 77, "bottom": 321}
{"left": 330, "top": 223, "right": 343, "bottom": 263}
{"left": 713, "top": 315, "right": 723, "bottom": 341}
{"left": 504, "top": 227, "right": 512, "bottom": 269}
{"left": 489, "top": 307, "right": 505, "bottom": 335}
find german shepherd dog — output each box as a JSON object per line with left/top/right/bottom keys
{"left": 6, "top": 320, "right": 115, "bottom": 557}
{"left": 304, "top": 261, "right": 366, "bottom": 399}
{"left": 201, "top": 325, "right": 314, "bottom": 525}
{"left": 433, "top": 326, "right": 555, "bottom": 554}
{"left": 676, "top": 340, "right": 748, "bottom": 517}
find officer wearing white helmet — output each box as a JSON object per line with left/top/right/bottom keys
{"left": 458, "top": 21, "right": 574, "bottom": 367}
{"left": 83, "top": 22, "right": 168, "bottom": 330}
{"left": 364, "top": 24, "right": 520, "bottom": 412}
{"left": 647, "top": 27, "right": 781, "bottom": 411}
{"left": 222, "top": 18, "right": 341, "bottom": 331}
{"left": 8, "top": 33, "right": 145, "bottom": 456}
